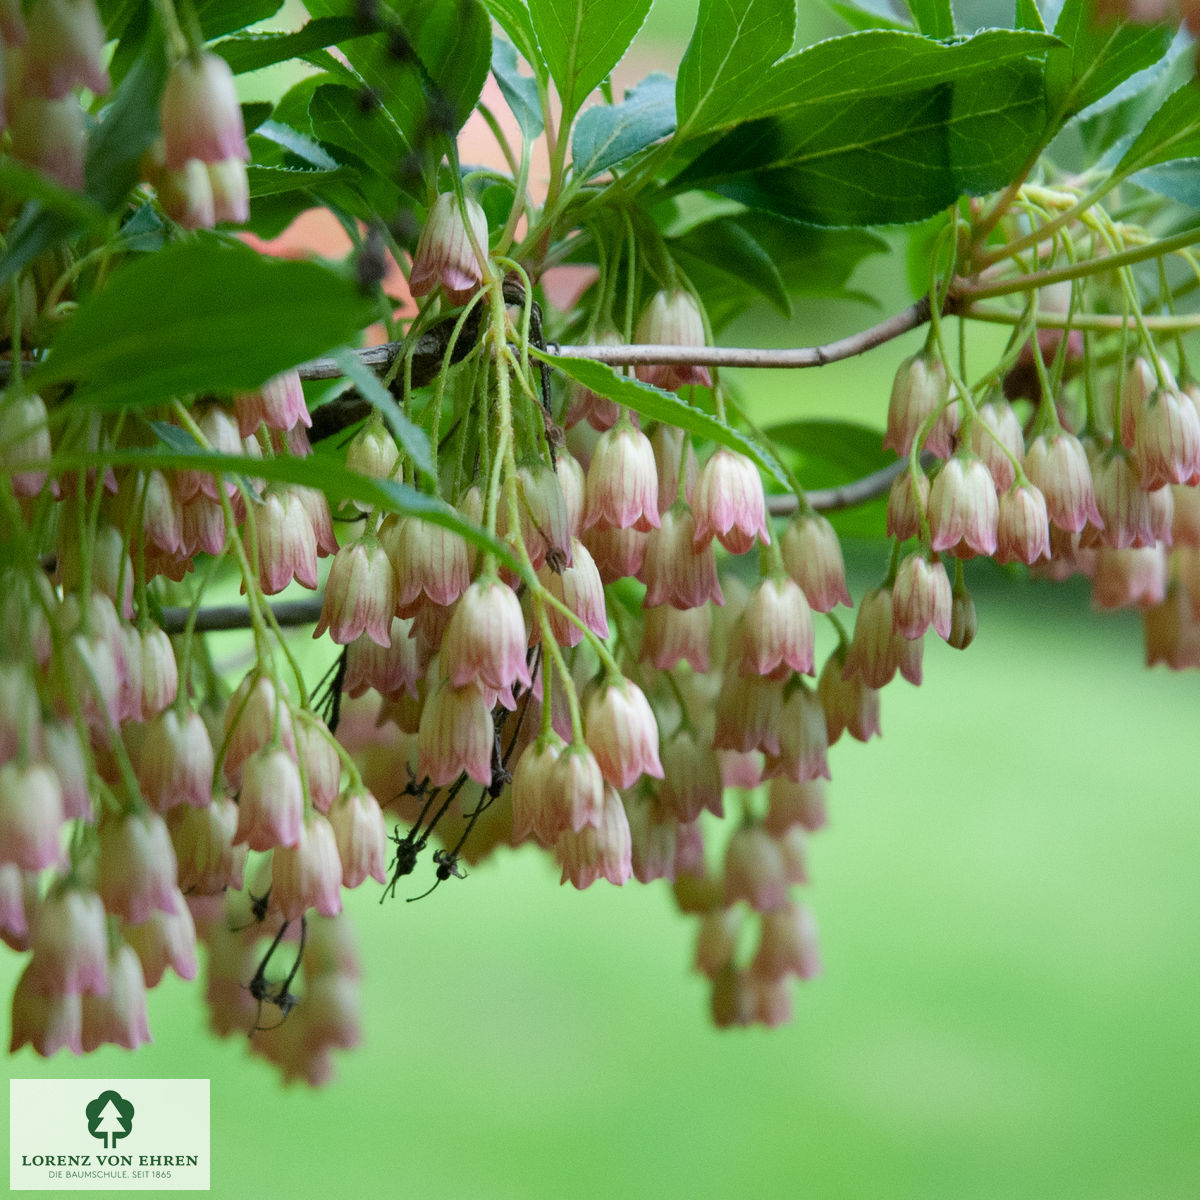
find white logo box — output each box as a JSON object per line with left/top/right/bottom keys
{"left": 9, "top": 1079, "right": 209, "bottom": 1192}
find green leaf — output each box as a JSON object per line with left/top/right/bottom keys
{"left": 674, "top": 27, "right": 1059, "bottom": 138}
{"left": 823, "top": 1, "right": 911, "bottom": 32}
{"left": 1046, "top": 0, "right": 1173, "bottom": 120}
{"left": 1115, "top": 81, "right": 1200, "bottom": 176}
{"left": 331, "top": 349, "right": 435, "bottom": 483}
{"left": 245, "top": 164, "right": 353, "bottom": 198}
{"left": 254, "top": 118, "right": 341, "bottom": 171}
{"left": 31, "top": 239, "right": 377, "bottom": 408}
{"left": 308, "top": 85, "right": 411, "bottom": 186}
{"left": 906, "top": 0, "right": 953, "bottom": 38}
{"left": 492, "top": 35, "right": 545, "bottom": 139}
{"left": 670, "top": 218, "right": 791, "bottom": 320}
{"left": 674, "top": 36, "right": 1055, "bottom": 227}
{"left": 212, "top": 17, "right": 364, "bottom": 75}
{"left": 0, "top": 163, "right": 105, "bottom": 230}
{"left": 1131, "top": 158, "right": 1200, "bottom": 207}
{"left": 532, "top": 350, "right": 789, "bottom": 486}
{"left": 481, "top": 0, "right": 548, "bottom": 84}
{"left": 675, "top": 0, "right": 795, "bottom": 140}
{"left": 528, "top": 0, "right": 653, "bottom": 120}
{"left": 1015, "top": 0, "right": 1046, "bottom": 32}
{"left": 572, "top": 73, "right": 675, "bottom": 181}
{"left": 193, "top": 0, "right": 285, "bottom": 38}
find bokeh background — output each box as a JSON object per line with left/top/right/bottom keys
{"left": 6, "top": 2, "right": 1200, "bottom": 1197}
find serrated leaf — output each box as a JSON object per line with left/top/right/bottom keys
{"left": 572, "top": 73, "right": 675, "bottom": 180}
{"left": 253, "top": 119, "right": 341, "bottom": 170}
{"left": 676, "top": 0, "right": 795, "bottom": 140}
{"left": 245, "top": 164, "right": 353, "bottom": 198}
{"left": 1115, "top": 81, "right": 1200, "bottom": 177}
{"left": 674, "top": 38, "right": 1053, "bottom": 227}
{"left": 481, "top": 0, "right": 547, "bottom": 84}
{"left": 193, "top": 0, "right": 285, "bottom": 38}
{"left": 528, "top": 0, "right": 653, "bottom": 120}
{"left": 532, "top": 350, "right": 789, "bottom": 486}
{"left": 1046, "top": 0, "right": 1173, "bottom": 120}
{"left": 332, "top": 349, "right": 435, "bottom": 483}
{"left": 31, "top": 239, "right": 377, "bottom": 408}
{"left": 213, "top": 17, "right": 364, "bottom": 75}
{"left": 906, "top": 0, "right": 953, "bottom": 37}
{"left": 493, "top": 36, "right": 544, "bottom": 139}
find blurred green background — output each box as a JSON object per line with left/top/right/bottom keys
{"left": 6, "top": 2, "right": 1200, "bottom": 1198}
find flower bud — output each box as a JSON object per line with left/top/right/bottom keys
{"left": 546, "top": 741, "right": 605, "bottom": 834}
{"left": 634, "top": 291, "right": 712, "bottom": 390}
{"left": 886, "top": 467, "right": 928, "bottom": 541}
{"left": 713, "top": 674, "right": 784, "bottom": 756}
{"left": 947, "top": 583, "right": 978, "bottom": 650}
{"left": 409, "top": 193, "right": 489, "bottom": 305}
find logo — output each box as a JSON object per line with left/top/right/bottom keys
{"left": 85, "top": 1091, "right": 135, "bottom": 1150}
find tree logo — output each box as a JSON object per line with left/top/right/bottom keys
{"left": 84, "top": 1090, "right": 135, "bottom": 1149}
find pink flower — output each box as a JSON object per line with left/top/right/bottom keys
{"left": 763, "top": 682, "right": 830, "bottom": 784}
{"left": 343, "top": 616, "right": 424, "bottom": 700}
{"left": 555, "top": 785, "right": 633, "bottom": 889}
{"left": 123, "top": 908, "right": 198, "bottom": 986}
{"left": 97, "top": 809, "right": 182, "bottom": 924}
{"left": 296, "top": 720, "right": 342, "bottom": 814}
{"left": 169, "top": 796, "right": 246, "bottom": 895}
{"left": 1091, "top": 546, "right": 1167, "bottom": 611}
{"left": 780, "top": 512, "right": 852, "bottom": 611}
{"left": 0, "top": 762, "right": 64, "bottom": 871}
{"left": 885, "top": 353, "right": 948, "bottom": 457}
{"left": 692, "top": 448, "right": 770, "bottom": 554}
{"left": 328, "top": 787, "right": 388, "bottom": 888}
{"left": 547, "top": 741, "right": 606, "bottom": 835}
{"left": 713, "top": 674, "right": 785, "bottom": 757}
{"left": 842, "top": 586, "right": 901, "bottom": 688}
{"left": 818, "top": 651, "right": 881, "bottom": 744}
{"left": 1134, "top": 387, "right": 1200, "bottom": 489}
{"left": 583, "top": 422, "right": 661, "bottom": 532}
{"left": 886, "top": 468, "right": 929, "bottom": 541}
{"left": 565, "top": 332, "right": 622, "bottom": 429}
{"left": 409, "top": 193, "right": 489, "bottom": 304}
{"left": 271, "top": 812, "right": 343, "bottom": 920}
{"left": 634, "top": 291, "right": 713, "bottom": 391}
{"left": 223, "top": 672, "right": 295, "bottom": 786}
{"left": 387, "top": 516, "right": 471, "bottom": 614}
{"left": 659, "top": 731, "right": 724, "bottom": 822}
{"left": 26, "top": 885, "right": 109, "bottom": 996}
{"left": 626, "top": 794, "right": 677, "bottom": 884}
{"left": 765, "top": 777, "right": 828, "bottom": 836}
{"left": 1093, "top": 453, "right": 1172, "bottom": 549}
{"left": 751, "top": 902, "right": 821, "bottom": 981}
{"left": 160, "top": 52, "right": 248, "bottom": 168}
{"left": 136, "top": 707, "right": 215, "bottom": 811}
{"left": 442, "top": 577, "right": 531, "bottom": 693}
{"left": 207, "top": 157, "right": 250, "bottom": 225}
{"left": 695, "top": 908, "right": 742, "bottom": 979}
{"left": 10, "top": 962, "right": 83, "bottom": 1056}
{"left": 928, "top": 454, "right": 998, "bottom": 556}
{"left": 510, "top": 734, "right": 567, "bottom": 844}
{"left": 582, "top": 525, "right": 648, "bottom": 581}
{"left": 639, "top": 602, "right": 711, "bottom": 672}
{"left": 585, "top": 679, "right": 664, "bottom": 789}
{"left": 0, "top": 392, "right": 54, "bottom": 496}
{"left": 234, "top": 746, "right": 304, "bottom": 851}
{"left": 81, "top": 945, "right": 152, "bottom": 1051}
{"left": 891, "top": 553, "right": 952, "bottom": 641}
{"left": 1024, "top": 431, "right": 1103, "bottom": 533}
{"left": 22, "top": 0, "right": 109, "bottom": 99}
{"left": 537, "top": 538, "right": 609, "bottom": 647}
{"left": 968, "top": 400, "right": 1024, "bottom": 490}
{"left": 313, "top": 537, "right": 396, "bottom": 647}
{"left": 508, "top": 462, "right": 572, "bottom": 570}
{"left": 640, "top": 503, "right": 723, "bottom": 609}
{"left": 417, "top": 679, "right": 493, "bottom": 786}
{"left": 723, "top": 825, "right": 788, "bottom": 912}
{"left": 735, "top": 577, "right": 814, "bottom": 677}
{"left": 996, "top": 483, "right": 1051, "bottom": 565}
